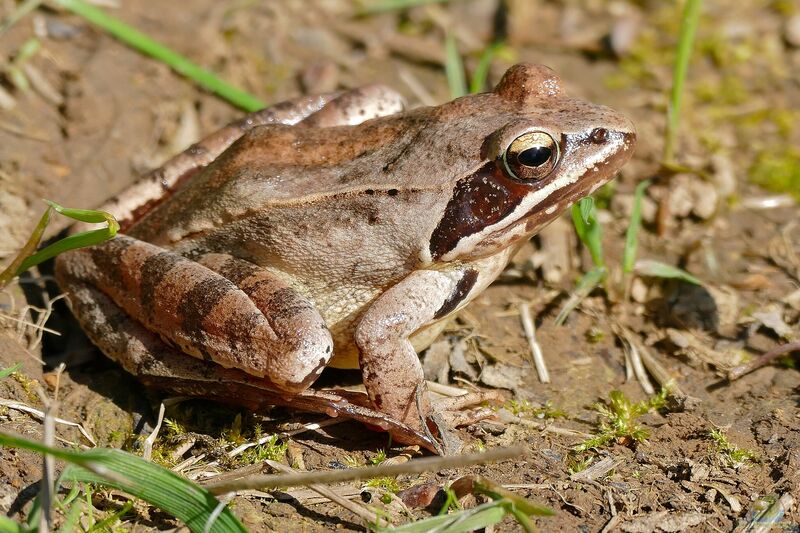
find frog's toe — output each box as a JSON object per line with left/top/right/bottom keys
{"left": 431, "top": 389, "right": 507, "bottom": 413}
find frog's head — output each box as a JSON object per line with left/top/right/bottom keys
{"left": 427, "top": 63, "right": 636, "bottom": 262}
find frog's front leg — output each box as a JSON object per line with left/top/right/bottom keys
{"left": 355, "top": 268, "right": 478, "bottom": 435}
{"left": 55, "top": 236, "right": 333, "bottom": 392}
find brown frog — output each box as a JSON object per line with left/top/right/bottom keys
{"left": 55, "top": 64, "right": 636, "bottom": 453}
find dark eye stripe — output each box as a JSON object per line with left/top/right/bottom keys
{"left": 429, "top": 162, "right": 530, "bottom": 260}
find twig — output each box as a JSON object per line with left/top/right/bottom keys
{"left": 601, "top": 513, "right": 622, "bottom": 533}
{"left": 203, "top": 495, "right": 231, "bottom": 533}
{"left": 427, "top": 381, "right": 469, "bottom": 397}
{"left": 519, "top": 303, "right": 550, "bottom": 383}
{"left": 0, "top": 312, "right": 61, "bottom": 336}
{"left": 734, "top": 492, "right": 793, "bottom": 533}
{"left": 142, "top": 402, "right": 165, "bottom": 462}
{"left": 0, "top": 0, "right": 42, "bottom": 36}
{"left": 36, "top": 364, "right": 64, "bottom": 533}
{"left": 203, "top": 446, "right": 524, "bottom": 494}
{"left": 397, "top": 67, "right": 437, "bottom": 107}
{"left": 0, "top": 399, "right": 96, "bottom": 445}
{"left": 497, "top": 410, "right": 592, "bottom": 439}
{"left": 39, "top": 391, "right": 57, "bottom": 532}
{"left": 625, "top": 330, "right": 687, "bottom": 399}
{"left": 606, "top": 489, "right": 617, "bottom": 517}
{"left": 616, "top": 326, "right": 655, "bottom": 394}
{"left": 184, "top": 419, "right": 348, "bottom": 476}
{"left": 727, "top": 342, "right": 800, "bottom": 381}
{"left": 569, "top": 456, "right": 619, "bottom": 482}
{"left": 264, "top": 459, "right": 388, "bottom": 528}
{"left": 228, "top": 418, "right": 347, "bottom": 459}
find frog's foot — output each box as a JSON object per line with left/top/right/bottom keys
{"left": 431, "top": 390, "right": 506, "bottom": 427}
{"left": 293, "top": 387, "right": 504, "bottom": 455}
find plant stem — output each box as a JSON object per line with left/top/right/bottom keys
{"left": 663, "top": 0, "right": 702, "bottom": 164}
{"left": 52, "top": 0, "right": 265, "bottom": 112}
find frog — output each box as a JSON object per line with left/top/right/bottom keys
{"left": 55, "top": 63, "right": 636, "bottom": 453}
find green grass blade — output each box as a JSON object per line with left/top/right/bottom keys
{"left": 0, "top": 363, "right": 22, "bottom": 380}
{"left": 445, "top": 33, "right": 467, "bottom": 99}
{"left": 51, "top": 0, "right": 264, "bottom": 112}
{"left": 571, "top": 199, "right": 604, "bottom": 268}
{"left": 45, "top": 200, "right": 119, "bottom": 226}
{"left": 357, "top": 0, "right": 451, "bottom": 15}
{"left": 555, "top": 266, "right": 608, "bottom": 326}
{"left": 469, "top": 42, "right": 501, "bottom": 94}
{"left": 0, "top": 205, "right": 51, "bottom": 289}
{"left": 471, "top": 477, "right": 554, "bottom": 517}
{"left": 0, "top": 515, "right": 28, "bottom": 533}
{"left": 0, "top": 0, "right": 42, "bottom": 36}
{"left": 385, "top": 500, "right": 507, "bottom": 532}
{"left": 16, "top": 228, "right": 114, "bottom": 275}
{"left": 0, "top": 432, "right": 246, "bottom": 533}
{"left": 622, "top": 180, "right": 652, "bottom": 274}
{"left": 663, "top": 0, "right": 702, "bottom": 163}
{"left": 12, "top": 201, "right": 118, "bottom": 277}
{"left": 57, "top": 500, "right": 83, "bottom": 533}
{"left": 634, "top": 259, "right": 702, "bottom": 285}
{"left": 509, "top": 507, "right": 535, "bottom": 533}
{"left": 86, "top": 501, "right": 132, "bottom": 532}
{"left": 578, "top": 196, "right": 595, "bottom": 225}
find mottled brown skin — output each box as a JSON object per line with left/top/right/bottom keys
{"left": 56, "top": 64, "right": 636, "bottom": 453}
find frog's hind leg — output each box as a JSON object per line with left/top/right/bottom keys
{"left": 55, "top": 235, "right": 333, "bottom": 393}
{"left": 59, "top": 273, "right": 440, "bottom": 451}
{"left": 299, "top": 85, "right": 405, "bottom": 127}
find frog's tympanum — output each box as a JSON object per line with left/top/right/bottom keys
{"left": 56, "top": 64, "right": 636, "bottom": 453}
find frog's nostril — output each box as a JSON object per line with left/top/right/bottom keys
{"left": 623, "top": 131, "right": 637, "bottom": 145}
{"left": 589, "top": 127, "right": 608, "bottom": 143}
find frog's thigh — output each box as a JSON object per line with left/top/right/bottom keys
{"left": 300, "top": 85, "right": 405, "bottom": 127}
{"left": 355, "top": 268, "right": 472, "bottom": 428}
{"left": 56, "top": 236, "right": 332, "bottom": 393}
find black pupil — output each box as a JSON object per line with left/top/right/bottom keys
{"left": 517, "top": 146, "right": 552, "bottom": 167}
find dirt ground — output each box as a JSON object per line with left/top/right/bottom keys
{"left": 1, "top": 1, "right": 799, "bottom": 531}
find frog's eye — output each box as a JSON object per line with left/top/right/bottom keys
{"left": 502, "top": 131, "right": 559, "bottom": 181}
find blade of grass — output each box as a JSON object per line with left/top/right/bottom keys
{"left": 470, "top": 476, "right": 554, "bottom": 517}
{"left": 445, "top": 33, "right": 467, "bottom": 99}
{"left": 86, "top": 501, "right": 132, "bottom": 533}
{"left": 571, "top": 199, "right": 604, "bottom": 268}
{"left": 12, "top": 201, "right": 118, "bottom": 278}
{"left": 386, "top": 500, "right": 511, "bottom": 533}
{"left": 622, "top": 179, "right": 651, "bottom": 274}
{"left": 663, "top": 0, "right": 702, "bottom": 164}
{"left": 57, "top": 498, "right": 83, "bottom": 533}
{"left": 468, "top": 42, "right": 501, "bottom": 94}
{"left": 0, "top": 0, "right": 42, "bottom": 36}
{"left": 0, "top": 432, "right": 246, "bottom": 533}
{"left": 51, "top": 0, "right": 264, "bottom": 112}
{"left": 0, "top": 363, "right": 22, "bottom": 379}
{"left": 0, "top": 204, "right": 51, "bottom": 289}
{"left": 634, "top": 259, "right": 702, "bottom": 285}
{"left": 0, "top": 515, "right": 27, "bottom": 532}
{"left": 555, "top": 266, "right": 607, "bottom": 326}
{"left": 357, "top": 0, "right": 451, "bottom": 15}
